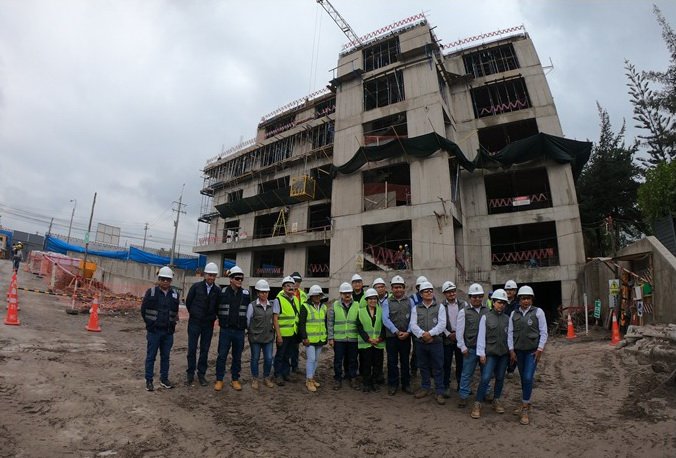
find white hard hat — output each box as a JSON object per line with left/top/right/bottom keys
{"left": 491, "top": 289, "right": 509, "bottom": 302}
{"left": 390, "top": 275, "right": 405, "bottom": 286}
{"left": 372, "top": 277, "right": 386, "bottom": 287}
{"left": 415, "top": 276, "right": 428, "bottom": 287}
{"left": 282, "top": 276, "right": 295, "bottom": 285}
{"left": 351, "top": 274, "right": 363, "bottom": 282}
{"left": 339, "top": 282, "right": 353, "bottom": 294}
{"left": 504, "top": 279, "right": 518, "bottom": 290}
{"left": 255, "top": 279, "right": 270, "bottom": 291}
{"left": 442, "top": 281, "right": 456, "bottom": 293}
{"left": 229, "top": 266, "right": 244, "bottom": 276}
{"left": 468, "top": 283, "right": 484, "bottom": 296}
{"left": 158, "top": 266, "right": 173, "bottom": 279}
{"left": 419, "top": 281, "right": 434, "bottom": 291}
{"left": 204, "top": 262, "right": 219, "bottom": 275}
{"left": 517, "top": 285, "right": 534, "bottom": 297}
{"left": 364, "top": 288, "right": 378, "bottom": 298}
{"left": 309, "top": 285, "right": 323, "bottom": 296}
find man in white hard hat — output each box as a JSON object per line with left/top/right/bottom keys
{"left": 214, "top": 266, "right": 250, "bottom": 392}
{"left": 382, "top": 275, "right": 414, "bottom": 395}
{"left": 273, "top": 276, "right": 300, "bottom": 385}
{"left": 328, "top": 282, "right": 360, "bottom": 390}
{"left": 185, "top": 262, "right": 221, "bottom": 387}
{"left": 351, "top": 273, "right": 366, "bottom": 307}
{"left": 457, "top": 283, "right": 489, "bottom": 407}
{"left": 408, "top": 275, "right": 428, "bottom": 378}
{"left": 508, "top": 285, "right": 548, "bottom": 425}
{"left": 504, "top": 279, "right": 519, "bottom": 378}
{"left": 440, "top": 280, "right": 467, "bottom": 397}
{"left": 141, "top": 266, "right": 180, "bottom": 392}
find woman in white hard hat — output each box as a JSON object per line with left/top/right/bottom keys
{"left": 298, "top": 285, "right": 328, "bottom": 392}
{"left": 356, "top": 288, "right": 386, "bottom": 392}
{"left": 246, "top": 279, "right": 276, "bottom": 390}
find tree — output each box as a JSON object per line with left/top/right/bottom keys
{"left": 625, "top": 6, "right": 676, "bottom": 166}
{"left": 576, "top": 104, "right": 645, "bottom": 256}
{"left": 637, "top": 159, "right": 676, "bottom": 223}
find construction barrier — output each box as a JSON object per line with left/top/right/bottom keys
{"left": 4, "top": 281, "right": 20, "bottom": 326}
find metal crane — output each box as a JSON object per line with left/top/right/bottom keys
{"left": 316, "top": 0, "right": 362, "bottom": 48}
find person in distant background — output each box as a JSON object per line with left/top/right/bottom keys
{"left": 11, "top": 242, "right": 23, "bottom": 272}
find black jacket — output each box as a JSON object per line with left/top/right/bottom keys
{"left": 141, "top": 286, "right": 180, "bottom": 333}
{"left": 186, "top": 280, "right": 220, "bottom": 323}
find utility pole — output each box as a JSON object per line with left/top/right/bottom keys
{"left": 142, "top": 222, "right": 149, "bottom": 250}
{"left": 44, "top": 217, "right": 54, "bottom": 250}
{"left": 82, "top": 192, "right": 97, "bottom": 277}
{"left": 67, "top": 199, "right": 77, "bottom": 243}
{"left": 169, "top": 185, "right": 186, "bottom": 266}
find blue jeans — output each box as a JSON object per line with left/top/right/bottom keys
{"left": 459, "top": 347, "right": 483, "bottom": 400}
{"left": 305, "top": 345, "right": 323, "bottom": 379}
{"left": 145, "top": 329, "right": 174, "bottom": 382}
{"left": 416, "top": 340, "right": 444, "bottom": 394}
{"left": 516, "top": 350, "right": 539, "bottom": 403}
{"left": 386, "top": 336, "right": 411, "bottom": 388}
{"left": 215, "top": 327, "right": 245, "bottom": 381}
{"left": 332, "top": 341, "right": 358, "bottom": 381}
{"left": 476, "top": 354, "right": 509, "bottom": 402}
{"left": 273, "top": 336, "right": 295, "bottom": 378}
{"left": 250, "top": 341, "right": 274, "bottom": 379}
{"left": 186, "top": 320, "right": 214, "bottom": 378}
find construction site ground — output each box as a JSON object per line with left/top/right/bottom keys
{"left": 1, "top": 259, "right": 674, "bottom": 458}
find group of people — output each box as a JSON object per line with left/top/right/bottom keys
{"left": 141, "top": 264, "right": 547, "bottom": 425}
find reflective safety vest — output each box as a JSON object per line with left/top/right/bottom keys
{"left": 303, "top": 303, "right": 327, "bottom": 344}
{"left": 332, "top": 300, "right": 358, "bottom": 342}
{"left": 358, "top": 306, "right": 385, "bottom": 350}
{"left": 276, "top": 293, "right": 299, "bottom": 337}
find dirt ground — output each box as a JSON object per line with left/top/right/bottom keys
{"left": 1, "top": 259, "right": 674, "bottom": 458}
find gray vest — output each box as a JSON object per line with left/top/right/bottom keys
{"left": 485, "top": 309, "right": 509, "bottom": 356}
{"left": 415, "top": 303, "right": 442, "bottom": 344}
{"left": 512, "top": 307, "right": 540, "bottom": 351}
{"left": 463, "top": 305, "right": 488, "bottom": 348}
{"left": 386, "top": 295, "right": 411, "bottom": 338}
{"left": 248, "top": 300, "right": 275, "bottom": 344}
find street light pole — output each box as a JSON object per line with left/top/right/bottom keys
{"left": 67, "top": 199, "right": 77, "bottom": 243}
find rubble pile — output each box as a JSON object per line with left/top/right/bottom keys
{"left": 62, "top": 281, "right": 141, "bottom": 313}
{"left": 621, "top": 324, "right": 676, "bottom": 386}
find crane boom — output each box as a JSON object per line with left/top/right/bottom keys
{"left": 316, "top": 0, "right": 362, "bottom": 47}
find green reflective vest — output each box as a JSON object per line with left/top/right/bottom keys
{"left": 332, "top": 300, "right": 358, "bottom": 342}
{"left": 358, "top": 306, "right": 385, "bottom": 350}
{"left": 303, "top": 302, "right": 327, "bottom": 344}
{"left": 276, "top": 293, "right": 298, "bottom": 337}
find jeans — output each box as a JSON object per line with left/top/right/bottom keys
{"left": 516, "top": 350, "right": 539, "bottom": 403}
{"left": 273, "top": 336, "right": 295, "bottom": 378}
{"left": 250, "top": 341, "right": 274, "bottom": 379}
{"left": 186, "top": 319, "right": 214, "bottom": 378}
{"left": 145, "top": 329, "right": 174, "bottom": 382}
{"left": 476, "top": 354, "right": 509, "bottom": 402}
{"left": 416, "top": 340, "right": 444, "bottom": 394}
{"left": 459, "top": 347, "right": 483, "bottom": 400}
{"left": 332, "top": 341, "right": 358, "bottom": 380}
{"left": 215, "top": 327, "right": 245, "bottom": 381}
{"left": 305, "top": 345, "right": 323, "bottom": 379}
{"left": 385, "top": 336, "right": 411, "bottom": 388}
{"left": 359, "top": 347, "right": 384, "bottom": 387}
{"left": 443, "top": 341, "right": 463, "bottom": 390}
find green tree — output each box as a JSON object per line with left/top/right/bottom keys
{"left": 577, "top": 104, "right": 645, "bottom": 256}
{"left": 637, "top": 159, "right": 676, "bottom": 223}
{"left": 625, "top": 6, "right": 676, "bottom": 166}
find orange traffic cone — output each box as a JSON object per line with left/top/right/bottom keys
{"left": 4, "top": 284, "right": 20, "bottom": 326}
{"left": 610, "top": 311, "right": 621, "bottom": 346}
{"left": 566, "top": 314, "right": 576, "bottom": 340}
{"left": 86, "top": 294, "right": 102, "bottom": 332}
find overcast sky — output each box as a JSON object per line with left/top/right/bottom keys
{"left": 0, "top": 0, "right": 674, "bottom": 252}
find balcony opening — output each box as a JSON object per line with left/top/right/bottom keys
{"left": 364, "top": 70, "right": 405, "bottom": 110}
{"left": 363, "top": 36, "right": 400, "bottom": 72}
{"left": 258, "top": 176, "right": 290, "bottom": 194}
{"left": 222, "top": 252, "right": 237, "bottom": 277}
{"left": 463, "top": 43, "right": 520, "bottom": 78}
{"left": 485, "top": 167, "right": 552, "bottom": 215}
{"left": 222, "top": 219, "right": 240, "bottom": 243}
{"left": 471, "top": 76, "right": 531, "bottom": 119}
{"left": 315, "top": 97, "right": 336, "bottom": 118}
{"left": 308, "top": 203, "right": 331, "bottom": 232}
{"left": 363, "top": 163, "right": 411, "bottom": 211}
{"left": 490, "top": 222, "right": 558, "bottom": 267}
{"left": 310, "top": 121, "right": 334, "bottom": 149}
{"left": 362, "top": 220, "right": 412, "bottom": 271}
{"left": 363, "top": 113, "right": 407, "bottom": 146}
{"left": 254, "top": 211, "right": 284, "bottom": 239}
{"left": 307, "top": 244, "right": 330, "bottom": 278}
{"left": 478, "top": 118, "right": 539, "bottom": 154}
{"left": 252, "top": 248, "right": 284, "bottom": 277}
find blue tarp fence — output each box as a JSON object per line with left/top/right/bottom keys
{"left": 45, "top": 235, "right": 206, "bottom": 271}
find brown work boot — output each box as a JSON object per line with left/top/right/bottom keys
{"left": 519, "top": 404, "right": 530, "bottom": 425}
{"left": 214, "top": 380, "right": 224, "bottom": 391}
{"left": 414, "top": 389, "right": 430, "bottom": 399}
{"left": 231, "top": 380, "right": 242, "bottom": 391}
{"left": 471, "top": 402, "right": 482, "bottom": 419}
{"left": 311, "top": 379, "right": 321, "bottom": 388}
{"left": 492, "top": 399, "right": 505, "bottom": 414}
{"left": 264, "top": 377, "right": 275, "bottom": 388}
{"left": 435, "top": 394, "right": 446, "bottom": 405}
{"left": 251, "top": 379, "right": 259, "bottom": 390}
{"left": 306, "top": 379, "right": 317, "bottom": 392}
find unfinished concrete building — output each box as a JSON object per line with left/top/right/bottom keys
{"left": 195, "top": 18, "right": 590, "bottom": 324}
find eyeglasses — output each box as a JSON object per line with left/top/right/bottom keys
{"left": 469, "top": 295, "right": 483, "bottom": 299}
{"left": 159, "top": 277, "right": 172, "bottom": 282}
{"left": 231, "top": 276, "right": 244, "bottom": 281}
{"left": 421, "top": 289, "right": 434, "bottom": 294}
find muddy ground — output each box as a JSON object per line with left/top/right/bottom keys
{"left": 1, "top": 259, "right": 674, "bottom": 457}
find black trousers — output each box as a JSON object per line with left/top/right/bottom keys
{"left": 442, "top": 342, "right": 463, "bottom": 390}
{"left": 359, "top": 347, "right": 384, "bottom": 387}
